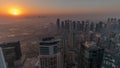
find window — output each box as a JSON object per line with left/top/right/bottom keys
{"left": 40, "top": 47, "right": 49, "bottom": 55}
{"left": 53, "top": 46, "right": 58, "bottom": 54}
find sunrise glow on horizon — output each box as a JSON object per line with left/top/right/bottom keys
{"left": 0, "top": 0, "right": 120, "bottom": 16}
{"left": 8, "top": 8, "right": 22, "bottom": 16}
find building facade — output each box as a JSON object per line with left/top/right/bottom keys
{"left": 0, "top": 47, "right": 7, "bottom": 68}
{"left": 0, "top": 41, "right": 22, "bottom": 68}
{"left": 88, "top": 46, "right": 104, "bottom": 68}
{"left": 39, "top": 37, "right": 63, "bottom": 68}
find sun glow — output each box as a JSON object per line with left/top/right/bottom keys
{"left": 8, "top": 8, "right": 22, "bottom": 16}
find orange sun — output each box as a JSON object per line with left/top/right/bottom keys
{"left": 8, "top": 8, "right": 22, "bottom": 16}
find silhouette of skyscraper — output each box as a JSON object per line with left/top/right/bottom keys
{"left": 56, "top": 18, "right": 60, "bottom": 29}
{"left": 90, "top": 22, "right": 94, "bottom": 31}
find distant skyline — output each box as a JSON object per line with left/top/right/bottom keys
{"left": 0, "top": 0, "right": 120, "bottom": 16}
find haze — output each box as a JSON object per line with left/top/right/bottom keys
{"left": 0, "top": 0, "right": 120, "bottom": 16}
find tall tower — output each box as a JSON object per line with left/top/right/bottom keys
{"left": 56, "top": 18, "right": 60, "bottom": 29}
{"left": 88, "top": 46, "right": 104, "bottom": 68}
{"left": 0, "top": 41, "right": 22, "bottom": 68}
{"left": 0, "top": 47, "right": 7, "bottom": 68}
{"left": 39, "top": 37, "right": 63, "bottom": 68}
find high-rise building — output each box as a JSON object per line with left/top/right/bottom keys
{"left": 88, "top": 46, "right": 104, "bottom": 68}
{"left": 81, "top": 21, "right": 85, "bottom": 31}
{"left": 72, "top": 21, "right": 76, "bottom": 31}
{"left": 56, "top": 18, "right": 60, "bottom": 29}
{"left": 76, "top": 21, "right": 81, "bottom": 31}
{"left": 0, "top": 41, "right": 22, "bottom": 60}
{"left": 84, "top": 21, "right": 89, "bottom": 32}
{"left": 90, "top": 22, "right": 95, "bottom": 31}
{"left": 64, "top": 20, "right": 69, "bottom": 31}
{"left": 39, "top": 37, "right": 63, "bottom": 68}
{"left": 101, "top": 51, "right": 116, "bottom": 68}
{"left": 95, "top": 34, "right": 101, "bottom": 46}
{"left": 0, "top": 41, "right": 22, "bottom": 68}
{"left": 77, "top": 41, "right": 88, "bottom": 68}
{"left": 0, "top": 47, "right": 7, "bottom": 68}
{"left": 87, "top": 31, "right": 94, "bottom": 41}
{"left": 61, "top": 21, "right": 65, "bottom": 29}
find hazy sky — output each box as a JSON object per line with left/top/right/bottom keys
{"left": 0, "top": 0, "right": 120, "bottom": 15}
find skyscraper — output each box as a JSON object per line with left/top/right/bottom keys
{"left": 90, "top": 22, "right": 94, "bottom": 31}
{"left": 101, "top": 51, "right": 116, "bottom": 68}
{"left": 88, "top": 46, "right": 104, "bottom": 68}
{"left": 0, "top": 47, "right": 7, "bottom": 68}
{"left": 56, "top": 18, "right": 60, "bottom": 29}
{"left": 76, "top": 21, "right": 81, "bottom": 31}
{"left": 0, "top": 41, "right": 22, "bottom": 68}
{"left": 0, "top": 41, "right": 22, "bottom": 60}
{"left": 39, "top": 37, "right": 63, "bottom": 68}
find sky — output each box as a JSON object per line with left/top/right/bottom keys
{"left": 0, "top": 0, "right": 120, "bottom": 16}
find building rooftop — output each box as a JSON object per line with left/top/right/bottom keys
{"left": 0, "top": 40, "right": 19, "bottom": 45}
{"left": 88, "top": 45, "right": 103, "bottom": 51}
{"left": 40, "top": 36, "right": 60, "bottom": 46}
